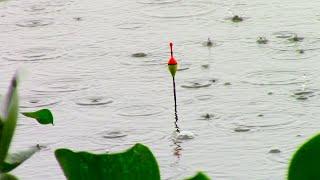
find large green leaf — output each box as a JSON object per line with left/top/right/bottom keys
{"left": 0, "top": 173, "right": 18, "bottom": 180}
{"left": 0, "top": 76, "right": 18, "bottom": 165}
{"left": 0, "top": 145, "right": 40, "bottom": 173}
{"left": 288, "top": 133, "right": 320, "bottom": 180}
{"left": 22, "top": 109, "right": 53, "bottom": 125}
{"left": 185, "top": 172, "right": 211, "bottom": 180}
{"left": 55, "top": 143, "right": 161, "bottom": 180}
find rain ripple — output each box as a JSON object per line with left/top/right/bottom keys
{"left": 181, "top": 79, "right": 216, "bottom": 89}
{"left": 20, "top": 95, "right": 61, "bottom": 108}
{"left": 32, "top": 77, "right": 90, "bottom": 95}
{"left": 87, "top": 128, "right": 169, "bottom": 147}
{"left": 267, "top": 31, "right": 320, "bottom": 60}
{"left": 136, "top": 0, "right": 182, "bottom": 5}
{"left": 215, "top": 111, "right": 306, "bottom": 132}
{"left": 16, "top": 18, "right": 54, "bottom": 28}
{"left": 116, "top": 104, "right": 167, "bottom": 117}
{"left": 141, "top": 0, "right": 216, "bottom": 19}
{"left": 74, "top": 96, "right": 114, "bottom": 106}
{"left": 3, "top": 47, "right": 65, "bottom": 62}
{"left": 242, "top": 70, "right": 310, "bottom": 86}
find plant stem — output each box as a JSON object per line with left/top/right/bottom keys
{"left": 172, "top": 76, "right": 180, "bottom": 133}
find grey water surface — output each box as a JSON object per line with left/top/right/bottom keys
{"left": 1, "top": 0, "right": 320, "bottom": 179}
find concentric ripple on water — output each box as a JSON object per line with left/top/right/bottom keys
{"left": 74, "top": 96, "right": 113, "bottom": 106}
{"left": 242, "top": 70, "right": 310, "bottom": 85}
{"left": 265, "top": 137, "right": 302, "bottom": 166}
{"left": 215, "top": 111, "right": 305, "bottom": 132}
{"left": 100, "top": 130, "right": 128, "bottom": 139}
{"left": 290, "top": 88, "right": 319, "bottom": 101}
{"left": 116, "top": 22, "right": 146, "bottom": 30}
{"left": 266, "top": 150, "right": 291, "bottom": 165}
{"left": 141, "top": 0, "right": 215, "bottom": 18}
{"left": 20, "top": 95, "right": 61, "bottom": 108}
{"left": 16, "top": 18, "right": 54, "bottom": 27}
{"left": 32, "top": 77, "right": 90, "bottom": 94}
{"left": 24, "top": 5, "right": 46, "bottom": 13}
{"left": 181, "top": 79, "right": 216, "bottom": 89}
{"left": 136, "top": 0, "right": 182, "bottom": 5}
{"left": 3, "top": 47, "right": 64, "bottom": 62}
{"left": 267, "top": 48, "right": 318, "bottom": 61}
{"left": 267, "top": 31, "right": 320, "bottom": 60}
{"left": 5, "top": 0, "right": 73, "bottom": 15}
{"left": 116, "top": 104, "right": 167, "bottom": 117}
{"left": 272, "top": 31, "right": 296, "bottom": 39}
{"left": 117, "top": 53, "right": 164, "bottom": 66}
{"left": 88, "top": 128, "right": 169, "bottom": 147}
{"left": 195, "top": 94, "right": 214, "bottom": 101}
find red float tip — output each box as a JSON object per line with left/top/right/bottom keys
{"left": 168, "top": 42, "right": 177, "bottom": 65}
{"left": 169, "top": 42, "right": 173, "bottom": 57}
{"left": 168, "top": 57, "right": 177, "bottom": 65}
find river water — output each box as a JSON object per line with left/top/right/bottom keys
{"left": 1, "top": 0, "right": 320, "bottom": 179}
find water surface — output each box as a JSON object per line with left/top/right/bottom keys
{"left": 1, "top": 0, "right": 320, "bottom": 179}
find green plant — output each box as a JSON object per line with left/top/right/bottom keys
{"left": 55, "top": 143, "right": 210, "bottom": 180}
{"left": 55, "top": 143, "right": 160, "bottom": 180}
{"left": 185, "top": 172, "right": 210, "bottom": 180}
{"left": 0, "top": 75, "right": 54, "bottom": 179}
{"left": 288, "top": 133, "right": 320, "bottom": 180}
{"left": 22, "top": 109, "right": 54, "bottom": 125}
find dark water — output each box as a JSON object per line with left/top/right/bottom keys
{"left": 1, "top": 0, "right": 320, "bottom": 179}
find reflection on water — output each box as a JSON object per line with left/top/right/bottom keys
{"left": 173, "top": 140, "right": 182, "bottom": 158}
{"left": 2, "top": 0, "right": 320, "bottom": 179}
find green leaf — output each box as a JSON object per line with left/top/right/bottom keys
{"left": 0, "top": 145, "right": 40, "bottom": 173}
{"left": 288, "top": 133, "right": 320, "bottom": 180}
{"left": 185, "top": 172, "right": 211, "bottom": 180}
{"left": 0, "top": 173, "right": 18, "bottom": 180}
{"left": 55, "top": 143, "right": 161, "bottom": 180}
{"left": 22, "top": 109, "right": 53, "bottom": 125}
{"left": 0, "top": 76, "right": 19, "bottom": 165}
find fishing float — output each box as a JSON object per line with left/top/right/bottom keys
{"left": 168, "top": 42, "right": 180, "bottom": 133}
